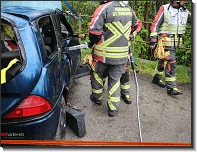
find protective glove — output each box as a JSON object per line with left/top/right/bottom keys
{"left": 150, "top": 36, "right": 158, "bottom": 49}
{"left": 82, "top": 53, "right": 92, "bottom": 65}
{"left": 89, "top": 32, "right": 101, "bottom": 48}
{"left": 87, "top": 41, "right": 95, "bottom": 48}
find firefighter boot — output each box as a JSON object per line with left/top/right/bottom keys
{"left": 121, "top": 94, "right": 132, "bottom": 104}
{"left": 152, "top": 74, "right": 165, "bottom": 88}
{"left": 107, "top": 103, "right": 117, "bottom": 117}
{"left": 90, "top": 94, "right": 102, "bottom": 106}
{"left": 167, "top": 88, "right": 182, "bottom": 95}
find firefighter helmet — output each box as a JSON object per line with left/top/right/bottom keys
{"left": 169, "top": 1, "right": 186, "bottom": 10}
{"left": 122, "top": 1, "right": 129, "bottom": 5}
{"left": 171, "top": 1, "right": 180, "bottom": 4}
{"left": 99, "top": 1, "right": 109, "bottom": 5}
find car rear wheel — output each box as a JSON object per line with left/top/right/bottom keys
{"left": 53, "top": 95, "right": 66, "bottom": 141}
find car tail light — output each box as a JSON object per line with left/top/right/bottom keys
{"left": 4, "top": 95, "right": 52, "bottom": 119}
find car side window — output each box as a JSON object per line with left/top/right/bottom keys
{"left": 1, "top": 22, "right": 22, "bottom": 67}
{"left": 56, "top": 10, "right": 74, "bottom": 39}
{"left": 38, "top": 16, "right": 58, "bottom": 57}
{"left": 1, "top": 23, "right": 19, "bottom": 52}
{"left": 61, "top": 22, "right": 69, "bottom": 39}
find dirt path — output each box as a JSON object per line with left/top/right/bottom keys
{"left": 64, "top": 73, "right": 191, "bottom": 143}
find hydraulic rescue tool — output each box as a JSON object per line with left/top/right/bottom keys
{"left": 129, "top": 44, "right": 143, "bottom": 142}
{"left": 69, "top": 41, "right": 92, "bottom": 79}
{"left": 66, "top": 41, "right": 89, "bottom": 51}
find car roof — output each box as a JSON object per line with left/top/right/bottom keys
{"left": 1, "top": 6, "right": 54, "bottom": 21}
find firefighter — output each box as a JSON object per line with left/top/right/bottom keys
{"left": 96, "top": 2, "right": 142, "bottom": 105}
{"left": 150, "top": 1, "right": 191, "bottom": 95}
{"left": 88, "top": 1, "right": 141, "bottom": 117}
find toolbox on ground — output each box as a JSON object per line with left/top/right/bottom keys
{"left": 65, "top": 104, "right": 86, "bottom": 137}
{"left": 74, "top": 64, "right": 91, "bottom": 79}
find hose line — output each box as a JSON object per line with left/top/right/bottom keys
{"left": 133, "top": 68, "right": 143, "bottom": 142}
{"left": 130, "top": 50, "right": 143, "bottom": 142}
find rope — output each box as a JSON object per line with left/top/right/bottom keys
{"left": 63, "top": 1, "right": 83, "bottom": 21}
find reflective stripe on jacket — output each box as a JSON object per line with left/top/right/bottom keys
{"left": 150, "top": 3, "right": 189, "bottom": 47}
{"left": 159, "top": 4, "right": 188, "bottom": 34}
{"left": 89, "top": 1, "right": 139, "bottom": 65}
{"left": 158, "top": 34, "right": 183, "bottom": 47}
{"left": 151, "top": 3, "right": 189, "bottom": 35}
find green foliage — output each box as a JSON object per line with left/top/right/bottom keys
{"left": 80, "top": 48, "right": 92, "bottom": 62}
{"left": 174, "top": 1, "right": 192, "bottom": 67}
{"left": 175, "top": 65, "right": 191, "bottom": 84}
{"left": 132, "top": 58, "right": 191, "bottom": 84}
{"left": 62, "top": 1, "right": 99, "bottom": 34}
{"left": 133, "top": 58, "right": 157, "bottom": 77}
{"left": 62, "top": 1, "right": 191, "bottom": 68}
{"left": 176, "top": 25, "right": 191, "bottom": 67}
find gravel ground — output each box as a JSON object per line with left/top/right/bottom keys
{"left": 63, "top": 72, "right": 191, "bottom": 144}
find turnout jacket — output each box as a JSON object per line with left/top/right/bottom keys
{"left": 150, "top": 3, "right": 191, "bottom": 49}
{"left": 89, "top": 1, "right": 141, "bottom": 65}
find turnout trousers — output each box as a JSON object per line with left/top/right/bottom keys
{"left": 120, "top": 64, "right": 130, "bottom": 98}
{"left": 91, "top": 61, "right": 126, "bottom": 112}
{"left": 153, "top": 49, "right": 176, "bottom": 88}
{"left": 103, "top": 64, "right": 131, "bottom": 98}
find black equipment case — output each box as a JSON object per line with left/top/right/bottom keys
{"left": 66, "top": 105, "right": 86, "bottom": 137}
{"left": 74, "top": 64, "right": 91, "bottom": 79}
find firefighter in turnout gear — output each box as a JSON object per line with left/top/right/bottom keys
{"left": 88, "top": 1, "right": 141, "bottom": 117}
{"left": 99, "top": 2, "right": 142, "bottom": 105}
{"left": 150, "top": 1, "right": 191, "bottom": 95}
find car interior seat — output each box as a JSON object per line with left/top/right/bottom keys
{"left": 1, "top": 24, "right": 22, "bottom": 83}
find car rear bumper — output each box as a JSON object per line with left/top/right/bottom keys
{"left": 1, "top": 102, "right": 61, "bottom": 140}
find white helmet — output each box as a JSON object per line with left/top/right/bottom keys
{"left": 122, "top": 1, "right": 129, "bottom": 5}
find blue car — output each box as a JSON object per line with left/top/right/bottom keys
{"left": 1, "top": 6, "right": 81, "bottom": 140}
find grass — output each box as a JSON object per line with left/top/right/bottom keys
{"left": 80, "top": 49, "right": 191, "bottom": 84}
{"left": 81, "top": 48, "right": 92, "bottom": 63}
{"left": 175, "top": 65, "right": 191, "bottom": 84}
{"left": 133, "top": 58, "right": 191, "bottom": 84}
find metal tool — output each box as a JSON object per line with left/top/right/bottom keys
{"left": 129, "top": 45, "right": 143, "bottom": 142}
{"left": 67, "top": 41, "right": 89, "bottom": 51}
